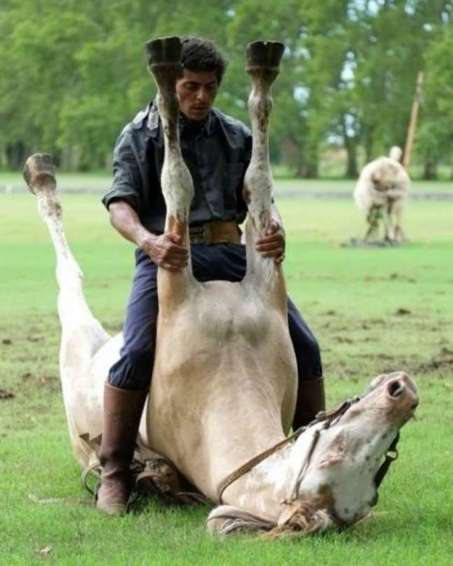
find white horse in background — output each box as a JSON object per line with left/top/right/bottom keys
{"left": 354, "top": 146, "right": 410, "bottom": 243}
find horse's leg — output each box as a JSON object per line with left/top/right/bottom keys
{"left": 365, "top": 204, "right": 382, "bottom": 241}
{"left": 393, "top": 202, "right": 406, "bottom": 242}
{"left": 23, "top": 154, "right": 110, "bottom": 465}
{"left": 383, "top": 200, "right": 395, "bottom": 242}
{"left": 146, "top": 37, "right": 197, "bottom": 309}
{"left": 241, "top": 41, "right": 287, "bottom": 308}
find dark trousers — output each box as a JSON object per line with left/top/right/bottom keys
{"left": 109, "top": 244, "right": 322, "bottom": 390}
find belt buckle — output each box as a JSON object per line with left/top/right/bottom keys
{"left": 190, "top": 224, "right": 208, "bottom": 245}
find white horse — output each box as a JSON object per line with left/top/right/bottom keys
{"left": 24, "top": 38, "right": 418, "bottom": 536}
{"left": 354, "top": 146, "right": 410, "bottom": 243}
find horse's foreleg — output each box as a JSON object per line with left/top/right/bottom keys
{"left": 146, "top": 37, "right": 196, "bottom": 307}
{"left": 365, "top": 204, "right": 382, "bottom": 241}
{"left": 242, "top": 41, "right": 286, "bottom": 302}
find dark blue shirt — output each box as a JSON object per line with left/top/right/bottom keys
{"left": 102, "top": 103, "right": 252, "bottom": 234}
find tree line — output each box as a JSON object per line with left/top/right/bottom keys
{"left": 1, "top": 0, "right": 453, "bottom": 178}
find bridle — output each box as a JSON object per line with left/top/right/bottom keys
{"left": 217, "top": 394, "right": 400, "bottom": 504}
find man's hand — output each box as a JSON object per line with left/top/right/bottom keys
{"left": 141, "top": 233, "right": 189, "bottom": 272}
{"left": 255, "top": 220, "right": 285, "bottom": 264}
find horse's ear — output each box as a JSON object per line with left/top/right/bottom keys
{"left": 269, "top": 500, "right": 333, "bottom": 537}
{"left": 207, "top": 505, "right": 274, "bottom": 536}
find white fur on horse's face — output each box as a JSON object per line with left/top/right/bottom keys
{"left": 289, "top": 372, "right": 418, "bottom": 525}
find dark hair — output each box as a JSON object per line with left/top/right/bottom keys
{"left": 180, "top": 37, "right": 228, "bottom": 84}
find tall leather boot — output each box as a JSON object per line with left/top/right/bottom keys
{"left": 96, "top": 384, "right": 148, "bottom": 516}
{"left": 292, "top": 377, "right": 326, "bottom": 430}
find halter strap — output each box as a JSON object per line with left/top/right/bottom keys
{"left": 374, "top": 432, "right": 400, "bottom": 489}
{"left": 216, "top": 397, "right": 359, "bottom": 503}
{"left": 217, "top": 427, "right": 304, "bottom": 504}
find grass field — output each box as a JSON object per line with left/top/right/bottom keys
{"left": 0, "top": 189, "right": 452, "bottom": 564}
{"left": 2, "top": 170, "right": 453, "bottom": 196}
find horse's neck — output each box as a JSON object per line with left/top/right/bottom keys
{"left": 222, "top": 447, "right": 292, "bottom": 520}
{"left": 221, "top": 426, "right": 322, "bottom": 521}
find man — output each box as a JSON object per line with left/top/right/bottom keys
{"left": 98, "top": 37, "right": 325, "bottom": 515}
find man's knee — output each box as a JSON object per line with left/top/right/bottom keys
{"left": 108, "top": 348, "right": 154, "bottom": 390}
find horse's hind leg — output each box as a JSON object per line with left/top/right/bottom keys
{"left": 24, "top": 154, "right": 110, "bottom": 466}
{"left": 24, "top": 154, "right": 110, "bottom": 355}
{"left": 393, "top": 203, "right": 406, "bottom": 242}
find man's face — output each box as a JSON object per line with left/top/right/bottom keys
{"left": 175, "top": 69, "right": 218, "bottom": 121}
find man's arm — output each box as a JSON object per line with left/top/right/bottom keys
{"left": 255, "top": 203, "right": 286, "bottom": 264}
{"left": 109, "top": 200, "right": 188, "bottom": 272}
{"left": 104, "top": 125, "right": 186, "bottom": 272}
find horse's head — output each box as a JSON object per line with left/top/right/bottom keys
{"left": 275, "top": 371, "right": 418, "bottom": 535}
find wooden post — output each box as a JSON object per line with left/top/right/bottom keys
{"left": 403, "top": 71, "right": 424, "bottom": 170}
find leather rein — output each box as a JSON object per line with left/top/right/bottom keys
{"left": 217, "top": 395, "right": 400, "bottom": 504}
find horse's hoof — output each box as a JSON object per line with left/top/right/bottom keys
{"left": 23, "top": 153, "right": 56, "bottom": 195}
{"left": 145, "top": 36, "right": 182, "bottom": 70}
{"left": 246, "top": 41, "right": 285, "bottom": 72}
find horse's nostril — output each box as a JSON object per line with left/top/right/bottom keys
{"left": 388, "top": 380, "right": 404, "bottom": 399}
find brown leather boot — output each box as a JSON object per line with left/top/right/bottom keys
{"left": 96, "top": 384, "right": 148, "bottom": 516}
{"left": 293, "top": 377, "right": 326, "bottom": 430}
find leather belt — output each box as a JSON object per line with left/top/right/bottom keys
{"left": 189, "top": 221, "right": 241, "bottom": 245}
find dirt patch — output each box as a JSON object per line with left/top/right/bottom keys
{"left": 18, "top": 372, "right": 59, "bottom": 390}
{"left": 368, "top": 318, "right": 386, "bottom": 325}
{"left": 389, "top": 273, "right": 417, "bottom": 283}
{"left": 0, "top": 388, "right": 15, "bottom": 400}
{"left": 408, "top": 348, "right": 453, "bottom": 375}
{"left": 416, "top": 354, "right": 453, "bottom": 374}
{"left": 342, "top": 238, "right": 404, "bottom": 248}
{"left": 333, "top": 336, "right": 353, "bottom": 344}
{"left": 362, "top": 273, "right": 417, "bottom": 284}
{"left": 395, "top": 308, "right": 412, "bottom": 316}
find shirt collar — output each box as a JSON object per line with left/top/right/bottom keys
{"left": 146, "top": 102, "right": 217, "bottom": 138}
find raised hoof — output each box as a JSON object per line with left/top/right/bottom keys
{"left": 145, "top": 36, "right": 182, "bottom": 71}
{"left": 23, "top": 153, "right": 56, "bottom": 195}
{"left": 246, "top": 41, "right": 285, "bottom": 72}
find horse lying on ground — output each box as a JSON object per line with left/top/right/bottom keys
{"left": 354, "top": 146, "right": 410, "bottom": 244}
{"left": 23, "top": 38, "right": 418, "bottom": 536}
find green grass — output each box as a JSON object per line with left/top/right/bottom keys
{"left": 1, "top": 191, "right": 452, "bottom": 564}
